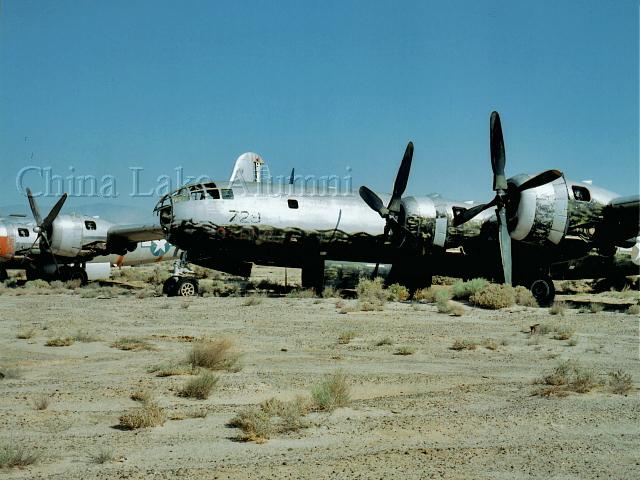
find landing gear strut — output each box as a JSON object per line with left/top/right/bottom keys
{"left": 162, "top": 253, "right": 199, "bottom": 297}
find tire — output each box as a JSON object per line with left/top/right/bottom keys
{"left": 69, "top": 267, "right": 88, "bottom": 286}
{"left": 176, "top": 278, "right": 199, "bottom": 297}
{"left": 529, "top": 276, "right": 555, "bottom": 307}
{"left": 163, "top": 277, "right": 180, "bottom": 296}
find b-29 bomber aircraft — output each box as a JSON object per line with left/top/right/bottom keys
{"left": 154, "top": 112, "right": 639, "bottom": 304}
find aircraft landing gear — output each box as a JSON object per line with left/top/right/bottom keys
{"left": 163, "top": 252, "right": 199, "bottom": 297}
{"left": 301, "top": 257, "right": 325, "bottom": 294}
{"left": 59, "top": 266, "right": 88, "bottom": 285}
{"left": 527, "top": 275, "right": 555, "bottom": 307}
{"left": 0, "top": 267, "right": 7, "bottom": 283}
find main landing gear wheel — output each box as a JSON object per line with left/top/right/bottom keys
{"left": 529, "top": 276, "right": 555, "bottom": 307}
{"left": 163, "top": 276, "right": 199, "bottom": 297}
{"left": 59, "top": 266, "right": 88, "bottom": 285}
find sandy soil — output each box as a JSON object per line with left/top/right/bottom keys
{"left": 1, "top": 269, "right": 639, "bottom": 479}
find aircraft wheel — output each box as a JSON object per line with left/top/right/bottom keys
{"left": 163, "top": 277, "right": 179, "bottom": 296}
{"left": 529, "top": 276, "right": 555, "bottom": 307}
{"left": 0, "top": 267, "right": 8, "bottom": 283}
{"left": 176, "top": 278, "right": 199, "bottom": 297}
{"left": 68, "top": 267, "right": 88, "bottom": 285}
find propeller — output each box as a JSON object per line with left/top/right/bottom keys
{"left": 25, "top": 188, "right": 67, "bottom": 271}
{"left": 359, "top": 142, "right": 414, "bottom": 277}
{"left": 452, "top": 111, "right": 563, "bottom": 285}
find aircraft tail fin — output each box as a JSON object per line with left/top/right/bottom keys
{"left": 229, "top": 152, "right": 267, "bottom": 183}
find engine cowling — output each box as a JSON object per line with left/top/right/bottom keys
{"left": 398, "top": 196, "right": 438, "bottom": 248}
{"left": 508, "top": 174, "right": 570, "bottom": 246}
{"left": 49, "top": 215, "right": 84, "bottom": 257}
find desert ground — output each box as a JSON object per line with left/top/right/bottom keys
{"left": 0, "top": 266, "right": 639, "bottom": 479}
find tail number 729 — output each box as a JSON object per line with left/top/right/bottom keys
{"left": 228, "top": 210, "right": 261, "bottom": 224}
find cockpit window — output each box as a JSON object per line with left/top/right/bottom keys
{"left": 18, "top": 228, "right": 29, "bottom": 237}
{"left": 206, "top": 188, "right": 220, "bottom": 199}
{"left": 84, "top": 221, "right": 97, "bottom": 230}
{"left": 572, "top": 186, "right": 591, "bottom": 202}
{"left": 221, "top": 189, "right": 234, "bottom": 200}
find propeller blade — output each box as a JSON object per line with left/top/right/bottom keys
{"left": 517, "top": 169, "right": 563, "bottom": 192}
{"left": 497, "top": 207, "right": 512, "bottom": 285}
{"left": 452, "top": 197, "right": 498, "bottom": 227}
{"left": 289, "top": 168, "right": 295, "bottom": 185}
{"left": 490, "top": 112, "right": 507, "bottom": 191}
{"left": 41, "top": 193, "right": 68, "bottom": 231}
{"left": 359, "top": 186, "right": 389, "bottom": 218}
{"left": 388, "top": 141, "right": 414, "bottom": 214}
{"left": 26, "top": 188, "right": 43, "bottom": 226}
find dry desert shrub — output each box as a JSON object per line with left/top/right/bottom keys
{"left": 91, "top": 448, "right": 115, "bottom": 464}
{"left": 311, "top": 371, "right": 351, "bottom": 411}
{"left": 16, "top": 328, "right": 35, "bottom": 340}
{"left": 452, "top": 278, "right": 488, "bottom": 300}
{"left": 188, "top": 339, "right": 240, "bottom": 371}
{"left": 626, "top": 304, "right": 639, "bottom": 315}
{"left": 32, "top": 395, "right": 50, "bottom": 411}
{"left": 179, "top": 372, "right": 219, "bottom": 399}
{"left": 482, "top": 339, "right": 499, "bottom": 351}
{"left": 413, "top": 287, "right": 437, "bottom": 303}
{"left": 608, "top": 370, "right": 633, "bottom": 394}
{"left": 228, "top": 407, "right": 274, "bottom": 443}
{"left": 337, "top": 331, "right": 356, "bottom": 345}
{"left": 118, "top": 402, "right": 166, "bottom": 429}
{"left": 394, "top": 346, "right": 415, "bottom": 356}
{"left": 451, "top": 339, "right": 477, "bottom": 351}
{"left": 549, "top": 302, "right": 567, "bottom": 316}
{"left": 589, "top": 303, "right": 604, "bottom": 313}
{"left": 130, "top": 390, "right": 152, "bottom": 403}
{"left": 514, "top": 286, "right": 538, "bottom": 307}
{"left": 286, "top": 289, "right": 317, "bottom": 298}
{"left": 552, "top": 324, "right": 574, "bottom": 341}
{"left": 322, "top": 286, "right": 338, "bottom": 298}
{"left": 375, "top": 337, "right": 393, "bottom": 346}
{"left": 45, "top": 337, "right": 74, "bottom": 347}
{"left": 242, "top": 294, "right": 263, "bottom": 306}
{"left": 356, "top": 277, "right": 386, "bottom": 311}
{"left": 469, "top": 284, "right": 516, "bottom": 309}
{"left": 111, "top": 337, "right": 155, "bottom": 351}
{"left": 148, "top": 362, "right": 195, "bottom": 377}
{"left": 73, "top": 331, "right": 100, "bottom": 343}
{"left": 536, "top": 360, "right": 597, "bottom": 396}
{"left": 0, "top": 443, "right": 39, "bottom": 468}
{"left": 386, "top": 283, "right": 410, "bottom": 302}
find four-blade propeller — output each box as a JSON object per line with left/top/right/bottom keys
{"left": 452, "top": 111, "right": 563, "bottom": 285}
{"left": 26, "top": 188, "right": 67, "bottom": 270}
{"left": 358, "top": 142, "right": 414, "bottom": 277}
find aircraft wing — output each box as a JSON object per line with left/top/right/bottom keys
{"left": 106, "top": 224, "right": 164, "bottom": 254}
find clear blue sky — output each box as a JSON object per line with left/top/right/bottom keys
{"left": 0, "top": 0, "right": 638, "bottom": 211}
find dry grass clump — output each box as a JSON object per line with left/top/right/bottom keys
{"left": 626, "top": 304, "right": 640, "bottom": 315}
{"left": 148, "top": 362, "right": 195, "bottom": 377}
{"left": 118, "top": 402, "right": 166, "bottom": 429}
{"left": 589, "top": 303, "right": 604, "bottom": 313}
{"left": 286, "top": 289, "right": 317, "bottom": 298}
{"left": 91, "top": 448, "right": 115, "bottom": 464}
{"left": 188, "top": 339, "right": 240, "bottom": 372}
{"left": 33, "top": 395, "right": 50, "bottom": 410}
{"left": 311, "top": 371, "right": 351, "bottom": 411}
{"left": 112, "top": 337, "right": 155, "bottom": 351}
{"left": 452, "top": 278, "right": 488, "bottom": 300}
{"left": 228, "top": 407, "right": 274, "bottom": 443}
{"left": 469, "top": 284, "right": 515, "bottom": 309}
{"left": 451, "top": 339, "right": 477, "bottom": 351}
{"left": 356, "top": 277, "right": 386, "bottom": 311}
{"left": 16, "top": 328, "right": 36, "bottom": 339}
{"left": 549, "top": 302, "right": 567, "bottom": 316}
{"left": 552, "top": 324, "right": 574, "bottom": 341}
{"left": 482, "top": 339, "right": 499, "bottom": 351}
{"left": 337, "top": 331, "right": 356, "bottom": 344}
{"left": 535, "top": 361, "right": 597, "bottom": 396}
{"left": 375, "top": 337, "right": 393, "bottom": 346}
{"left": 45, "top": 337, "right": 74, "bottom": 347}
{"left": 322, "top": 286, "right": 338, "bottom": 298}
{"left": 0, "top": 443, "right": 39, "bottom": 468}
{"left": 608, "top": 370, "right": 633, "bottom": 394}
{"left": 73, "top": 331, "right": 100, "bottom": 343}
{"left": 386, "top": 283, "right": 410, "bottom": 302}
{"left": 179, "top": 372, "right": 219, "bottom": 399}
{"left": 130, "top": 390, "right": 152, "bottom": 403}
{"left": 413, "top": 287, "right": 437, "bottom": 303}
{"left": 514, "top": 286, "right": 538, "bottom": 307}
{"left": 242, "top": 294, "right": 263, "bottom": 306}
{"left": 394, "top": 346, "right": 415, "bottom": 356}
